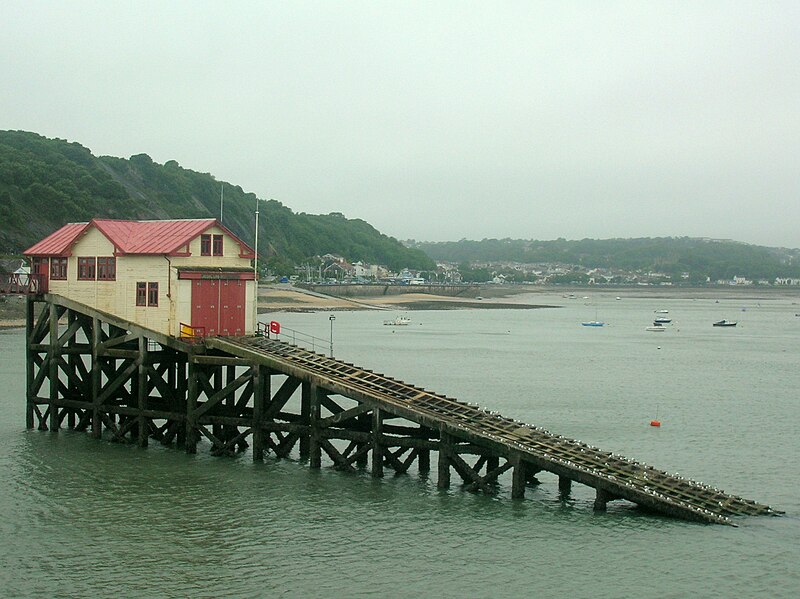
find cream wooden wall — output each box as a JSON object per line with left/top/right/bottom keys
{"left": 47, "top": 225, "right": 255, "bottom": 337}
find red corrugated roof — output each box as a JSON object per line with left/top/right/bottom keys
{"left": 25, "top": 218, "right": 254, "bottom": 257}
{"left": 23, "top": 223, "right": 89, "bottom": 256}
{"left": 93, "top": 218, "right": 218, "bottom": 254}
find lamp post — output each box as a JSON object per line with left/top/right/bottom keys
{"left": 254, "top": 198, "right": 270, "bottom": 333}
{"left": 254, "top": 200, "right": 259, "bottom": 280}
{"left": 329, "top": 314, "right": 336, "bottom": 357}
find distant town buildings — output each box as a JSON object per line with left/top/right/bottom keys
{"left": 290, "top": 254, "right": 800, "bottom": 287}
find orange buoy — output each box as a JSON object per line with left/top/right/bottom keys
{"left": 650, "top": 420, "right": 661, "bottom": 427}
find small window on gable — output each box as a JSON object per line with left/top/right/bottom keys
{"left": 78, "top": 257, "right": 96, "bottom": 280}
{"left": 201, "top": 234, "right": 211, "bottom": 256}
{"left": 136, "top": 282, "right": 147, "bottom": 306}
{"left": 212, "top": 235, "right": 223, "bottom": 256}
{"left": 97, "top": 257, "right": 116, "bottom": 281}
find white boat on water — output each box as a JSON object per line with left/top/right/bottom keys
{"left": 646, "top": 325, "right": 666, "bottom": 332}
{"left": 384, "top": 316, "right": 411, "bottom": 326}
{"left": 712, "top": 319, "right": 737, "bottom": 327}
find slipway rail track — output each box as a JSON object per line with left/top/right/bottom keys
{"left": 25, "top": 295, "right": 779, "bottom": 525}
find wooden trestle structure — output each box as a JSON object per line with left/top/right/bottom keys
{"left": 26, "top": 294, "right": 779, "bottom": 525}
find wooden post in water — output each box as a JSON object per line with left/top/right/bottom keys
{"left": 512, "top": 456, "right": 528, "bottom": 499}
{"left": 418, "top": 445, "right": 431, "bottom": 474}
{"left": 371, "top": 407, "right": 383, "bottom": 478}
{"left": 48, "top": 301, "right": 59, "bottom": 432}
{"left": 137, "top": 335, "right": 148, "bottom": 447}
{"left": 299, "top": 381, "right": 311, "bottom": 460}
{"left": 90, "top": 316, "right": 101, "bottom": 438}
{"left": 559, "top": 476, "right": 572, "bottom": 497}
{"left": 186, "top": 359, "right": 199, "bottom": 454}
{"left": 252, "top": 365, "right": 265, "bottom": 461}
{"left": 594, "top": 487, "right": 612, "bottom": 511}
{"left": 309, "top": 384, "right": 322, "bottom": 468}
{"left": 175, "top": 354, "right": 187, "bottom": 447}
{"left": 437, "top": 430, "right": 451, "bottom": 489}
{"left": 25, "top": 298, "right": 35, "bottom": 430}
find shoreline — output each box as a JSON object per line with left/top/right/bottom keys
{"left": 258, "top": 284, "right": 800, "bottom": 313}
{"left": 3, "top": 284, "right": 799, "bottom": 330}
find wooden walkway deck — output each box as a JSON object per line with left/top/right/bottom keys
{"left": 209, "top": 335, "right": 778, "bottom": 525}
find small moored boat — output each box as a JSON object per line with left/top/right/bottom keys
{"left": 384, "top": 316, "right": 411, "bottom": 326}
{"left": 712, "top": 319, "right": 737, "bottom": 327}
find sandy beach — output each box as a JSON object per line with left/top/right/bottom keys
{"left": 257, "top": 283, "right": 800, "bottom": 313}
{"left": 257, "top": 285, "right": 558, "bottom": 313}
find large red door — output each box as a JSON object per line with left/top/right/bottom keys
{"left": 191, "top": 278, "right": 246, "bottom": 336}
{"left": 192, "top": 279, "right": 219, "bottom": 336}
{"left": 219, "top": 279, "right": 245, "bottom": 335}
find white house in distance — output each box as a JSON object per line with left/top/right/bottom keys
{"left": 24, "top": 218, "right": 256, "bottom": 338}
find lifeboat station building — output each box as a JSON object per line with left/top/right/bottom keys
{"left": 23, "top": 219, "right": 256, "bottom": 338}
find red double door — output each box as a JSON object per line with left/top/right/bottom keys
{"left": 191, "top": 278, "right": 246, "bottom": 336}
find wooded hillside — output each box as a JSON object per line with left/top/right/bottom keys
{"left": 0, "top": 131, "right": 434, "bottom": 272}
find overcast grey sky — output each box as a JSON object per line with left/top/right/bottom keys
{"left": 2, "top": 1, "right": 799, "bottom": 248}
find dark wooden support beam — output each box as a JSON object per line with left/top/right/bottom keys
{"left": 318, "top": 402, "right": 372, "bottom": 428}
{"left": 594, "top": 487, "right": 611, "bottom": 511}
{"left": 593, "top": 488, "right": 621, "bottom": 512}
{"left": 194, "top": 369, "right": 253, "bottom": 419}
{"left": 319, "top": 438, "right": 357, "bottom": 473}
{"left": 265, "top": 376, "right": 302, "bottom": 419}
{"left": 418, "top": 449, "right": 431, "bottom": 473}
{"left": 559, "top": 476, "right": 572, "bottom": 497}
{"left": 319, "top": 393, "right": 345, "bottom": 417}
{"left": 464, "top": 460, "right": 514, "bottom": 494}
{"left": 48, "top": 301, "right": 59, "bottom": 432}
{"left": 137, "top": 335, "right": 148, "bottom": 447}
{"left": 97, "top": 360, "right": 139, "bottom": 405}
{"left": 356, "top": 412, "right": 369, "bottom": 467}
{"left": 299, "top": 381, "right": 310, "bottom": 460}
{"left": 447, "top": 451, "right": 494, "bottom": 493}
{"left": 186, "top": 360, "right": 199, "bottom": 454}
{"left": 25, "top": 298, "right": 36, "bottom": 429}
{"left": 176, "top": 357, "right": 187, "bottom": 447}
{"left": 252, "top": 365, "right": 268, "bottom": 461}
{"left": 371, "top": 408, "right": 383, "bottom": 478}
{"left": 309, "top": 384, "right": 322, "bottom": 468}
{"left": 512, "top": 457, "right": 528, "bottom": 499}
{"left": 274, "top": 430, "right": 301, "bottom": 458}
{"left": 57, "top": 315, "right": 83, "bottom": 349}
{"left": 29, "top": 300, "right": 51, "bottom": 345}
{"left": 91, "top": 316, "right": 102, "bottom": 438}
{"left": 384, "top": 447, "right": 419, "bottom": 475}
{"left": 437, "top": 430, "right": 451, "bottom": 489}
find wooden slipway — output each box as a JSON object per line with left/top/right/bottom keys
{"left": 26, "top": 294, "right": 779, "bottom": 525}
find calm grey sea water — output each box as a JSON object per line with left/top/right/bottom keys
{"left": 1, "top": 293, "right": 798, "bottom": 598}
